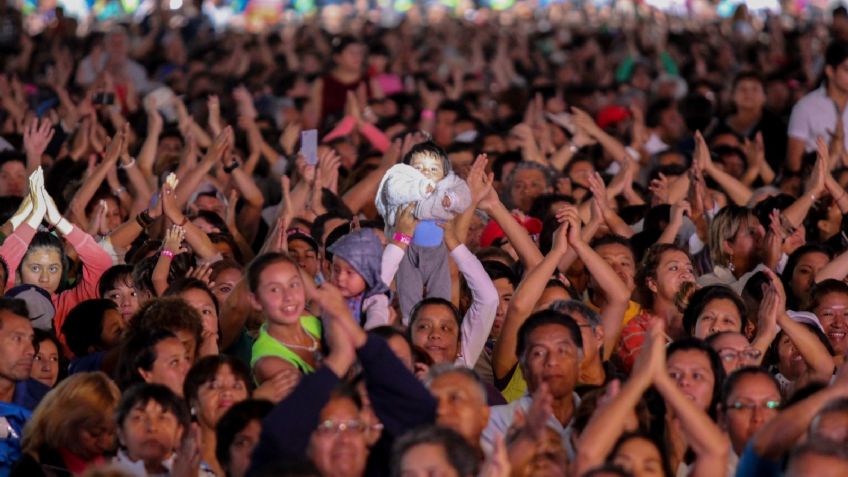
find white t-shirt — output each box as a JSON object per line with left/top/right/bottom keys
{"left": 787, "top": 85, "right": 848, "bottom": 153}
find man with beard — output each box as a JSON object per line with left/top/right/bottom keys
{"left": 482, "top": 310, "right": 583, "bottom": 459}
{"left": 617, "top": 244, "right": 697, "bottom": 371}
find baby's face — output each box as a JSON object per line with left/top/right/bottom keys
{"left": 410, "top": 154, "right": 445, "bottom": 182}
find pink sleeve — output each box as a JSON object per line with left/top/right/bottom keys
{"left": 53, "top": 225, "right": 114, "bottom": 337}
{"left": 359, "top": 123, "right": 390, "bottom": 153}
{"left": 0, "top": 224, "right": 37, "bottom": 290}
{"left": 322, "top": 116, "right": 357, "bottom": 143}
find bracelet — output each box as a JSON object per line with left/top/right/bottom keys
{"left": 112, "top": 187, "right": 126, "bottom": 196}
{"left": 119, "top": 157, "right": 136, "bottom": 169}
{"left": 223, "top": 160, "right": 240, "bottom": 173}
{"left": 161, "top": 250, "right": 175, "bottom": 259}
{"left": 420, "top": 110, "right": 435, "bottom": 120}
{"left": 136, "top": 210, "right": 154, "bottom": 228}
{"left": 392, "top": 232, "right": 412, "bottom": 245}
{"left": 177, "top": 215, "right": 188, "bottom": 227}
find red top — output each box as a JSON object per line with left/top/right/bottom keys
{"left": 0, "top": 224, "right": 113, "bottom": 352}
{"left": 321, "top": 73, "right": 369, "bottom": 124}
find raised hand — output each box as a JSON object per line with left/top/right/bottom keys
{"left": 207, "top": 95, "right": 222, "bottom": 135}
{"left": 186, "top": 262, "right": 215, "bottom": 288}
{"left": 693, "top": 131, "right": 714, "bottom": 172}
{"left": 279, "top": 122, "right": 301, "bottom": 156}
{"left": 162, "top": 225, "right": 186, "bottom": 255}
{"left": 649, "top": 173, "right": 671, "bottom": 205}
{"left": 480, "top": 434, "right": 511, "bottom": 477}
{"left": 203, "top": 127, "right": 231, "bottom": 164}
{"left": 551, "top": 219, "right": 570, "bottom": 255}
{"left": 524, "top": 382, "right": 554, "bottom": 441}
{"left": 395, "top": 203, "right": 418, "bottom": 238}
{"left": 23, "top": 118, "right": 55, "bottom": 165}
{"left": 587, "top": 172, "right": 610, "bottom": 210}
{"left": 318, "top": 148, "right": 341, "bottom": 193}
{"left": 807, "top": 144, "right": 828, "bottom": 198}
{"left": 466, "top": 153, "right": 494, "bottom": 206}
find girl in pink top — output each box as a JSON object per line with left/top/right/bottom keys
{"left": 0, "top": 168, "right": 112, "bottom": 350}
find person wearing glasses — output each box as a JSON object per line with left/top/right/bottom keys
{"left": 717, "top": 367, "right": 782, "bottom": 473}
{"left": 707, "top": 331, "right": 764, "bottom": 374}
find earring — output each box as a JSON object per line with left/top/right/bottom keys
{"left": 727, "top": 253, "right": 735, "bottom": 273}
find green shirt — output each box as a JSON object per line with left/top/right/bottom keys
{"left": 250, "top": 316, "right": 322, "bottom": 374}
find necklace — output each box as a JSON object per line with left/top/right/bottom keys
{"left": 276, "top": 326, "right": 319, "bottom": 352}
{"left": 274, "top": 324, "right": 323, "bottom": 364}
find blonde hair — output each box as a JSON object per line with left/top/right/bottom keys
{"left": 22, "top": 372, "right": 121, "bottom": 455}
{"left": 708, "top": 205, "right": 757, "bottom": 267}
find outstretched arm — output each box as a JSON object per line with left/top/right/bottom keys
{"left": 492, "top": 222, "right": 568, "bottom": 380}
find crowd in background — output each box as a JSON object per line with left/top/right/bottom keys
{"left": 1, "top": 2, "right": 848, "bottom": 477}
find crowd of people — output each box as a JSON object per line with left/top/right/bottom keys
{"left": 1, "top": 1, "right": 848, "bottom": 477}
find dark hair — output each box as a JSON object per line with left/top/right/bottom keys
{"left": 183, "top": 355, "right": 252, "bottom": 406}
{"left": 481, "top": 260, "right": 519, "bottom": 288}
{"left": 164, "top": 278, "right": 220, "bottom": 317}
{"left": 129, "top": 298, "right": 203, "bottom": 353}
{"left": 0, "top": 297, "right": 29, "bottom": 323}
{"left": 331, "top": 35, "right": 361, "bottom": 56}
{"left": 246, "top": 252, "right": 299, "bottom": 294}
{"left": 766, "top": 322, "right": 835, "bottom": 371}
{"left": 682, "top": 286, "right": 746, "bottom": 337}
{"left": 311, "top": 212, "right": 353, "bottom": 246}
{"left": 401, "top": 141, "right": 450, "bottom": 178}
{"left": 391, "top": 426, "right": 480, "bottom": 477}
{"left": 408, "top": 297, "right": 463, "bottom": 341}
{"left": 645, "top": 98, "right": 676, "bottom": 129}
{"left": 528, "top": 194, "right": 574, "bottom": 222}
{"left": 719, "top": 366, "right": 781, "bottom": 412}
{"left": 33, "top": 329, "right": 67, "bottom": 385}
{"left": 116, "top": 383, "right": 191, "bottom": 431}
{"left": 582, "top": 464, "right": 632, "bottom": 477}
{"left": 826, "top": 41, "right": 848, "bottom": 69}
{"left": 610, "top": 432, "right": 673, "bottom": 477}
{"left": 371, "top": 325, "right": 411, "bottom": 347}
{"left": 808, "top": 279, "right": 848, "bottom": 312}
{"left": 731, "top": 71, "right": 765, "bottom": 92}
{"left": 635, "top": 244, "right": 690, "bottom": 309}
{"left": 215, "top": 399, "right": 273, "bottom": 470}
{"left": 21, "top": 232, "right": 69, "bottom": 291}
{"left": 99, "top": 264, "right": 136, "bottom": 298}
{"left": 115, "top": 328, "right": 179, "bottom": 390}
{"left": 516, "top": 309, "right": 583, "bottom": 360}
{"left": 667, "top": 338, "right": 726, "bottom": 418}
{"left": 61, "top": 299, "right": 119, "bottom": 357}
{"left": 589, "top": 234, "right": 636, "bottom": 257}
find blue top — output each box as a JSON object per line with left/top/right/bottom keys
{"left": 735, "top": 441, "right": 781, "bottom": 477}
{"left": 413, "top": 220, "right": 443, "bottom": 247}
{"left": 0, "top": 402, "right": 31, "bottom": 477}
{"left": 68, "top": 352, "right": 105, "bottom": 375}
{"left": 11, "top": 379, "right": 49, "bottom": 412}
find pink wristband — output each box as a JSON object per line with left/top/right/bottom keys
{"left": 421, "top": 110, "right": 435, "bottom": 120}
{"left": 393, "top": 232, "right": 412, "bottom": 245}
{"left": 161, "top": 250, "right": 175, "bottom": 259}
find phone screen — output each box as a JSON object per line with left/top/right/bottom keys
{"left": 301, "top": 130, "right": 318, "bottom": 166}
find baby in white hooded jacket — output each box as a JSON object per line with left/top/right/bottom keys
{"left": 375, "top": 142, "right": 471, "bottom": 320}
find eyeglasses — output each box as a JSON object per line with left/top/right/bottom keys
{"left": 315, "top": 420, "right": 367, "bottom": 436}
{"left": 717, "top": 348, "right": 762, "bottom": 363}
{"left": 727, "top": 400, "right": 780, "bottom": 412}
